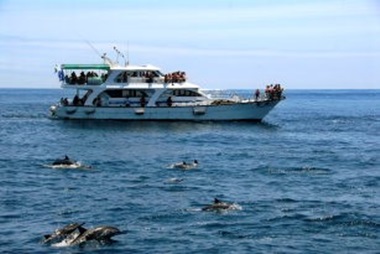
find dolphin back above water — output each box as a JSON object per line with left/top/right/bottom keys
{"left": 46, "top": 155, "right": 92, "bottom": 169}
{"left": 52, "top": 155, "right": 76, "bottom": 166}
{"left": 172, "top": 160, "right": 198, "bottom": 170}
{"left": 70, "top": 225, "right": 121, "bottom": 245}
{"left": 202, "top": 198, "right": 241, "bottom": 212}
{"left": 43, "top": 223, "right": 121, "bottom": 247}
{"left": 43, "top": 222, "right": 85, "bottom": 244}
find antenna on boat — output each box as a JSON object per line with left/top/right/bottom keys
{"left": 126, "top": 41, "right": 130, "bottom": 66}
{"left": 85, "top": 40, "right": 102, "bottom": 58}
{"left": 113, "top": 46, "right": 127, "bottom": 66}
{"left": 85, "top": 40, "right": 115, "bottom": 66}
{"left": 101, "top": 53, "right": 113, "bottom": 65}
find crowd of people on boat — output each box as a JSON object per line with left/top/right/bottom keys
{"left": 60, "top": 95, "right": 85, "bottom": 106}
{"left": 62, "top": 70, "right": 187, "bottom": 85}
{"left": 65, "top": 71, "right": 107, "bottom": 85}
{"left": 265, "top": 84, "right": 284, "bottom": 100}
{"left": 115, "top": 70, "right": 187, "bottom": 84}
{"left": 164, "top": 71, "right": 186, "bottom": 83}
{"left": 60, "top": 92, "right": 91, "bottom": 106}
{"left": 117, "top": 71, "right": 160, "bottom": 83}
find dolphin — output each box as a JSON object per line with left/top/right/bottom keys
{"left": 172, "top": 160, "right": 198, "bottom": 170}
{"left": 48, "top": 155, "right": 92, "bottom": 169}
{"left": 165, "top": 177, "right": 184, "bottom": 183}
{"left": 52, "top": 155, "right": 76, "bottom": 166}
{"left": 202, "top": 198, "right": 240, "bottom": 212}
{"left": 43, "top": 222, "right": 85, "bottom": 244}
{"left": 68, "top": 225, "right": 121, "bottom": 246}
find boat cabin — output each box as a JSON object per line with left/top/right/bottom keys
{"left": 57, "top": 63, "right": 207, "bottom": 107}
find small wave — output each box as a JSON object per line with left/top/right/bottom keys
{"left": 228, "top": 203, "right": 243, "bottom": 211}
{"left": 267, "top": 166, "right": 331, "bottom": 175}
{"left": 185, "top": 208, "right": 203, "bottom": 212}
{"left": 51, "top": 232, "right": 80, "bottom": 248}
{"left": 328, "top": 115, "right": 380, "bottom": 124}
{"left": 164, "top": 177, "right": 184, "bottom": 184}
{"left": 275, "top": 198, "right": 299, "bottom": 203}
{"left": 1, "top": 112, "right": 48, "bottom": 120}
{"left": 305, "top": 214, "right": 336, "bottom": 222}
{"left": 218, "top": 230, "right": 261, "bottom": 240}
{"left": 42, "top": 162, "right": 92, "bottom": 170}
{"left": 305, "top": 213, "right": 380, "bottom": 229}
{"left": 139, "top": 210, "right": 187, "bottom": 222}
{"left": 267, "top": 213, "right": 308, "bottom": 222}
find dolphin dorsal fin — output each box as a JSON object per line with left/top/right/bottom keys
{"left": 78, "top": 226, "right": 87, "bottom": 234}
{"left": 214, "top": 198, "right": 221, "bottom": 203}
{"left": 44, "top": 234, "right": 51, "bottom": 239}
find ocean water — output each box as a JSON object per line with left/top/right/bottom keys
{"left": 0, "top": 89, "right": 379, "bottom": 253}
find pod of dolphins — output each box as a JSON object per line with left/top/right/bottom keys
{"left": 43, "top": 157, "right": 240, "bottom": 248}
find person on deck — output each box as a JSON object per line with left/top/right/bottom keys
{"left": 255, "top": 89, "right": 260, "bottom": 101}
{"left": 140, "top": 96, "right": 146, "bottom": 107}
{"left": 167, "top": 96, "right": 173, "bottom": 107}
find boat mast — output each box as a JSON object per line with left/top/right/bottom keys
{"left": 113, "top": 46, "right": 127, "bottom": 66}
{"left": 126, "top": 41, "right": 130, "bottom": 66}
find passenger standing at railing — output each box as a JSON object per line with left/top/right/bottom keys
{"left": 273, "top": 84, "right": 284, "bottom": 100}
{"left": 78, "top": 72, "right": 86, "bottom": 85}
{"left": 101, "top": 73, "right": 108, "bottom": 82}
{"left": 255, "top": 89, "right": 260, "bottom": 101}
{"left": 164, "top": 73, "right": 172, "bottom": 83}
{"left": 64, "top": 75, "right": 69, "bottom": 83}
{"left": 172, "top": 72, "right": 179, "bottom": 83}
{"left": 167, "top": 96, "right": 172, "bottom": 107}
{"left": 70, "top": 72, "right": 78, "bottom": 84}
{"left": 73, "top": 95, "right": 79, "bottom": 106}
{"left": 60, "top": 97, "right": 68, "bottom": 106}
{"left": 265, "top": 84, "right": 275, "bottom": 100}
{"left": 140, "top": 96, "right": 146, "bottom": 107}
{"left": 180, "top": 72, "right": 186, "bottom": 82}
{"left": 146, "top": 72, "right": 154, "bottom": 83}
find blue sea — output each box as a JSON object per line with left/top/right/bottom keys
{"left": 0, "top": 89, "right": 379, "bottom": 253}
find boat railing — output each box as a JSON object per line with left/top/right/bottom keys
{"left": 203, "top": 89, "right": 284, "bottom": 103}
{"left": 203, "top": 90, "right": 250, "bottom": 102}
{"left": 106, "top": 98, "right": 207, "bottom": 107}
{"left": 115, "top": 77, "right": 166, "bottom": 84}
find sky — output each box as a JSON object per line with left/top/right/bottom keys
{"left": 1, "top": 0, "right": 380, "bottom": 89}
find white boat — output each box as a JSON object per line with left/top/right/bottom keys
{"left": 50, "top": 54, "right": 284, "bottom": 121}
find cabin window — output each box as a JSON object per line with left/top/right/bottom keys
{"left": 115, "top": 70, "right": 164, "bottom": 83}
{"left": 171, "top": 89, "right": 200, "bottom": 97}
{"left": 115, "top": 71, "right": 130, "bottom": 83}
{"left": 105, "top": 90, "right": 123, "bottom": 97}
{"left": 104, "top": 89, "right": 153, "bottom": 98}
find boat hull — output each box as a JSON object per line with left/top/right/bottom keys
{"left": 50, "top": 100, "right": 281, "bottom": 121}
